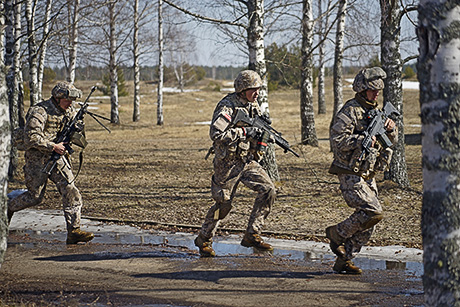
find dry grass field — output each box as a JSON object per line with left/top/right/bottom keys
{"left": 9, "top": 77, "right": 423, "bottom": 248}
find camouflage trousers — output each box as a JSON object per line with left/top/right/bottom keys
{"left": 335, "top": 173, "right": 382, "bottom": 260}
{"left": 199, "top": 159, "right": 276, "bottom": 240}
{"left": 8, "top": 150, "right": 83, "bottom": 232}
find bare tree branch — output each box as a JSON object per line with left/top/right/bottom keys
{"left": 163, "top": 0, "right": 246, "bottom": 28}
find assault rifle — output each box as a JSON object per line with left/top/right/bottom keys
{"left": 233, "top": 109, "right": 299, "bottom": 157}
{"left": 355, "top": 102, "right": 400, "bottom": 170}
{"left": 42, "top": 86, "right": 111, "bottom": 175}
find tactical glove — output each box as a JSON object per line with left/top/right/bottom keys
{"left": 243, "top": 127, "right": 261, "bottom": 139}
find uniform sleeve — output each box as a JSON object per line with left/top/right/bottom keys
{"left": 330, "top": 106, "right": 363, "bottom": 152}
{"left": 209, "top": 104, "right": 245, "bottom": 144}
{"left": 387, "top": 125, "right": 398, "bottom": 146}
{"left": 24, "top": 107, "right": 55, "bottom": 153}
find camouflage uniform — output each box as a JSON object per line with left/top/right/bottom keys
{"left": 195, "top": 71, "right": 276, "bottom": 256}
{"left": 8, "top": 82, "right": 93, "bottom": 243}
{"left": 327, "top": 67, "right": 398, "bottom": 273}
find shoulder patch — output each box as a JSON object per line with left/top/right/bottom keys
{"left": 337, "top": 112, "right": 352, "bottom": 125}
{"left": 213, "top": 115, "right": 231, "bottom": 132}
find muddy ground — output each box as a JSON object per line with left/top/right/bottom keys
{"left": 2, "top": 78, "right": 424, "bottom": 305}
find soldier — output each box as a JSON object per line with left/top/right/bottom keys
{"left": 194, "top": 70, "right": 276, "bottom": 257}
{"left": 8, "top": 81, "right": 94, "bottom": 245}
{"left": 326, "top": 67, "right": 397, "bottom": 274}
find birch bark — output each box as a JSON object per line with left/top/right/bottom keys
{"left": 157, "top": 0, "right": 164, "bottom": 126}
{"left": 300, "top": 0, "right": 318, "bottom": 146}
{"left": 417, "top": 0, "right": 460, "bottom": 305}
{"left": 380, "top": 0, "right": 410, "bottom": 187}
{"left": 0, "top": 1, "right": 11, "bottom": 269}
{"left": 133, "top": 0, "right": 140, "bottom": 122}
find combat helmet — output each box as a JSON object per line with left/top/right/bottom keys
{"left": 234, "top": 70, "right": 262, "bottom": 93}
{"left": 352, "top": 67, "right": 387, "bottom": 93}
{"left": 51, "top": 81, "right": 82, "bottom": 101}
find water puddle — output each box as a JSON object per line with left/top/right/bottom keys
{"left": 8, "top": 228, "right": 423, "bottom": 280}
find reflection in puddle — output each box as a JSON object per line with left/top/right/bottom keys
{"left": 8, "top": 229, "right": 423, "bottom": 279}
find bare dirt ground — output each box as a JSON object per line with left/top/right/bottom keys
{"left": 1, "top": 78, "right": 424, "bottom": 306}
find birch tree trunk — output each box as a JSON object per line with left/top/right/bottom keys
{"left": 380, "top": 0, "right": 410, "bottom": 187}
{"left": 246, "top": 0, "right": 269, "bottom": 114}
{"left": 109, "top": 1, "right": 119, "bottom": 124}
{"left": 317, "top": 0, "right": 326, "bottom": 115}
{"left": 332, "top": 0, "right": 346, "bottom": 119}
{"left": 5, "top": 0, "right": 18, "bottom": 179}
{"left": 246, "top": 0, "right": 279, "bottom": 181}
{"left": 67, "top": 0, "right": 80, "bottom": 83}
{"left": 133, "top": 0, "right": 140, "bottom": 122}
{"left": 37, "top": 0, "right": 52, "bottom": 100}
{"left": 13, "top": 1, "right": 24, "bottom": 129}
{"left": 157, "top": 0, "right": 164, "bottom": 126}
{"left": 25, "top": 0, "right": 39, "bottom": 106}
{"left": 417, "top": 0, "right": 460, "bottom": 305}
{"left": 0, "top": 2, "right": 11, "bottom": 269}
{"left": 300, "top": 0, "right": 318, "bottom": 146}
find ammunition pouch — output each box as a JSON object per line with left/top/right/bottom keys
{"left": 350, "top": 147, "right": 379, "bottom": 173}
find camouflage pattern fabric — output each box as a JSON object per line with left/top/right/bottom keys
{"left": 352, "top": 67, "right": 387, "bottom": 93}
{"left": 51, "top": 81, "right": 82, "bottom": 101}
{"left": 328, "top": 92, "right": 397, "bottom": 261}
{"left": 335, "top": 173, "right": 382, "bottom": 260}
{"left": 329, "top": 94, "right": 397, "bottom": 177}
{"left": 8, "top": 98, "right": 83, "bottom": 231}
{"left": 233, "top": 70, "right": 263, "bottom": 93}
{"left": 198, "top": 93, "right": 276, "bottom": 240}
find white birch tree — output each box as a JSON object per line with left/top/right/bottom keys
{"left": 0, "top": 0, "right": 11, "bottom": 269}
{"left": 25, "top": 0, "right": 39, "bottom": 106}
{"left": 108, "top": 0, "right": 119, "bottom": 124}
{"left": 133, "top": 0, "right": 140, "bottom": 122}
{"left": 300, "top": 0, "right": 318, "bottom": 146}
{"left": 5, "top": 0, "right": 20, "bottom": 179}
{"left": 157, "top": 0, "right": 164, "bottom": 126}
{"left": 417, "top": 0, "right": 460, "bottom": 305}
{"left": 37, "top": 0, "right": 53, "bottom": 100}
{"left": 332, "top": 0, "right": 346, "bottom": 121}
{"left": 316, "top": 0, "right": 326, "bottom": 115}
{"left": 380, "top": 0, "right": 415, "bottom": 188}
{"left": 67, "top": 0, "right": 80, "bottom": 83}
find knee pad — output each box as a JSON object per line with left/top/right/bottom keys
{"left": 360, "top": 212, "right": 384, "bottom": 230}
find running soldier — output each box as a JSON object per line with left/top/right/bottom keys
{"left": 8, "top": 81, "right": 94, "bottom": 244}
{"left": 326, "top": 67, "right": 397, "bottom": 274}
{"left": 195, "top": 70, "right": 276, "bottom": 257}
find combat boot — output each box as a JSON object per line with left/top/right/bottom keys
{"left": 194, "top": 234, "right": 216, "bottom": 257}
{"left": 333, "top": 257, "right": 362, "bottom": 275}
{"left": 241, "top": 233, "right": 273, "bottom": 251}
{"left": 326, "top": 225, "right": 346, "bottom": 258}
{"left": 66, "top": 228, "right": 94, "bottom": 244}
